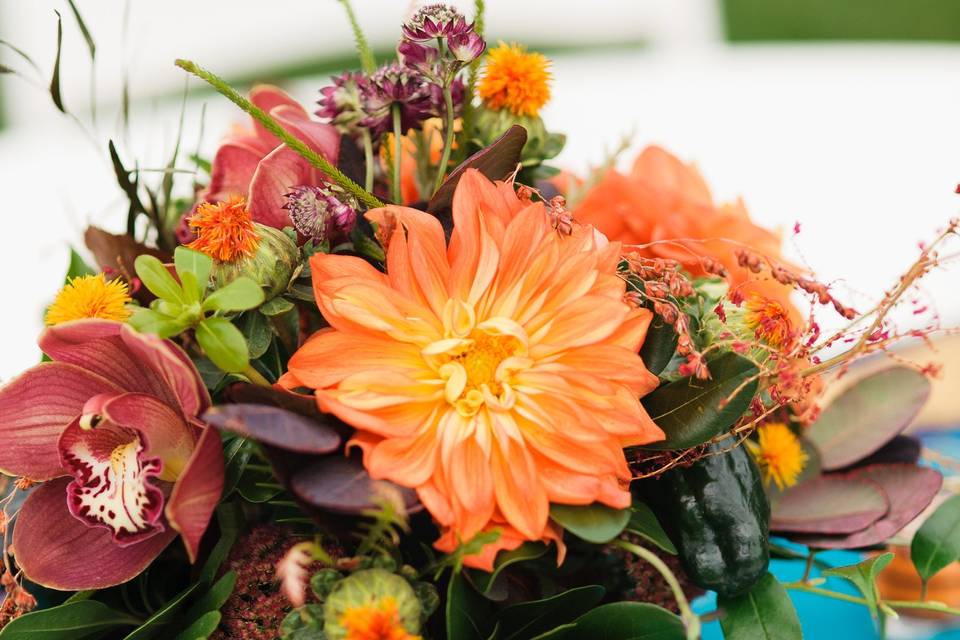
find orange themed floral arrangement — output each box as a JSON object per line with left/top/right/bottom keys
{"left": 1, "top": 3, "right": 959, "bottom": 639}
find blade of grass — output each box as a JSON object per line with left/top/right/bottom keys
{"left": 50, "top": 10, "right": 65, "bottom": 112}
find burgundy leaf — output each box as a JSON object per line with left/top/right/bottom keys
{"left": 84, "top": 226, "right": 170, "bottom": 303}
{"left": 792, "top": 464, "right": 942, "bottom": 549}
{"left": 290, "top": 455, "right": 419, "bottom": 515}
{"left": 427, "top": 125, "right": 527, "bottom": 217}
{"left": 771, "top": 475, "right": 888, "bottom": 534}
{"left": 203, "top": 403, "right": 341, "bottom": 455}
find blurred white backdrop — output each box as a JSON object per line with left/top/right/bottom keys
{"left": 1, "top": 0, "right": 959, "bottom": 381}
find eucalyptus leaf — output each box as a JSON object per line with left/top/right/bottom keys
{"left": 641, "top": 351, "right": 759, "bottom": 450}
{"left": 822, "top": 552, "right": 894, "bottom": 620}
{"left": 806, "top": 366, "right": 931, "bottom": 470}
{"left": 134, "top": 254, "right": 184, "bottom": 303}
{"left": 196, "top": 317, "right": 249, "bottom": 373}
{"left": 718, "top": 573, "right": 802, "bottom": 640}
{"left": 911, "top": 494, "right": 960, "bottom": 582}
{"left": 550, "top": 502, "right": 631, "bottom": 544}
{"left": 203, "top": 277, "right": 265, "bottom": 312}
{"left": 0, "top": 600, "right": 139, "bottom": 639}
{"left": 639, "top": 314, "right": 678, "bottom": 377}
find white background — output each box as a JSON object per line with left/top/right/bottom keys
{"left": 1, "top": 0, "right": 959, "bottom": 382}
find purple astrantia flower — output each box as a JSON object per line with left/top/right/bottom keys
{"left": 0, "top": 320, "right": 223, "bottom": 590}
{"left": 359, "top": 62, "right": 432, "bottom": 140}
{"left": 401, "top": 4, "right": 471, "bottom": 42}
{"left": 316, "top": 71, "right": 367, "bottom": 136}
{"left": 447, "top": 29, "right": 486, "bottom": 64}
{"left": 428, "top": 75, "right": 465, "bottom": 118}
{"left": 284, "top": 184, "right": 358, "bottom": 243}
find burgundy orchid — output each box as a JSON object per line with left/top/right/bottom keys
{"left": 0, "top": 320, "right": 223, "bottom": 590}
{"left": 200, "top": 85, "right": 341, "bottom": 231}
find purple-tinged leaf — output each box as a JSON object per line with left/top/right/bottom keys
{"left": 836, "top": 435, "right": 922, "bottom": 471}
{"left": 223, "top": 382, "right": 325, "bottom": 421}
{"left": 290, "top": 455, "right": 419, "bottom": 515}
{"left": 792, "top": 464, "right": 942, "bottom": 549}
{"left": 203, "top": 403, "right": 341, "bottom": 455}
{"left": 806, "top": 367, "right": 931, "bottom": 470}
{"left": 771, "top": 475, "right": 888, "bottom": 534}
{"left": 427, "top": 125, "right": 527, "bottom": 216}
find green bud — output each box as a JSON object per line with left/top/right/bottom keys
{"left": 472, "top": 107, "right": 565, "bottom": 168}
{"left": 323, "top": 569, "right": 422, "bottom": 640}
{"left": 210, "top": 224, "right": 298, "bottom": 300}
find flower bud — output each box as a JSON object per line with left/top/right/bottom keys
{"left": 210, "top": 223, "right": 298, "bottom": 300}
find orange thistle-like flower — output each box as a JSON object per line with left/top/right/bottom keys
{"left": 748, "top": 422, "right": 808, "bottom": 490}
{"left": 745, "top": 294, "right": 794, "bottom": 348}
{"left": 340, "top": 597, "right": 420, "bottom": 640}
{"left": 45, "top": 274, "right": 131, "bottom": 325}
{"left": 477, "top": 42, "right": 551, "bottom": 117}
{"left": 187, "top": 196, "right": 260, "bottom": 262}
{"left": 282, "top": 170, "right": 664, "bottom": 569}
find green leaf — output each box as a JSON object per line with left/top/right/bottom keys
{"left": 194, "top": 356, "right": 227, "bottom": 390}
{"left": 123, "top": 583, "right": 200, "bottom": 640}
{"left": 446, "top": 571, "right": 496, "bottom": 640}
{"left": 911, "top": 494, "right": 960, "bottom": 582}
{"left": 497, "top": 585, "right": 605, "bottom": 640}
{"left": 66, "top": 0, "right": 96, "bottom": 60}
{"left": 174, "top": 247, "right": 212, "bottom": 299}
{"left": 196, "top": 317, "right": 249, "bottom": 373}
{"left": 180, "top": 571, "right": 236, "bottom": 630}
{"left": 241, "top": 311, "right": 273, "bottom": 359}
{"left": 718, "top": 572, "right": 802, "bottom": 640}
{"left": 565, "top": 602, "right": 684, "bottom": 639}
{"left": 469, "top": 542, "right": 549, "bottom": 596}
{"left": 135, "top": 254, "right": 184, "bottom": 303}
{"left": 66, "top": 248, "right": 96, "bottom": 281}
{"left": 199, "top": 501, "right": 244, "bottom": 584}
{"left": 128, "top": 308, "right": 187, "bottom": 339}
{"left": 639, "top": 314, "right": 678, "bottom": 377}
{"left": 203, "top": 277, "right": 265, "bottom": 313}
{"left": 260, "top": 296, "right": 295, "bottom": 316}
{"left": 626, "top": 501, "right": 677, "bottom": 555}
{"left": 806, "top": 366, "right": 931, "bottom": 470}
{"left": 0, "top": 600, "right": 139, "bottom": 639}
{"left": 641, "top": 351, "right": 759, "bottom": 450}
{"left": 171, "top": 611, "right": 220, "bottom": 640}
{"left": 549, "top": 502, "right": 631, "bottom": 544}
{"left": 50, "top": 11, "right": 65, "bottom": 113}
{"left": 822, "top": 552, "right": 894, "bottom": 620}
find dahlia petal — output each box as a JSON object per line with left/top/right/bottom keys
{"left": 0, "top": 362, "right": 121, "bottom": 480}
{"left": 444, "top": 435, "right": 496, "bottom": 541}
{"left": 165, "top": 424, "right": 224, "bottom": 562}
{"left": 286, "top": 329, "right": 424, "bottom": 389}
{"left": 540, "top": 295, "right": 631, "bottom": 348}
{"left": 631, "top": 145, "right": 713, "bottom": 207}
{"left": 58, "top": 416, "right": 166, "bottom": 545}
{"left": 39, "top": 320, "right": 181, "bottom": 409}
{"left": 491, "top": 440, "right": 548, "bottom": 540}
{"left": 367, "top": 427, "right": 439, "bottom": 487}
{"left": 13, "top": 478, "right": 176, "bottom": 590}
{"left": 100, "top": 393, "right": 197, "bottom": 481}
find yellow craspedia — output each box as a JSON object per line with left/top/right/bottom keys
{"left": 477, "top": 42, "right": 552, "bottom": 117}
{"left": 748, "top": 422, "right": 809, "bottom": 490}
{"left": 45, "top": 274, "right": 132, "bottom": 325}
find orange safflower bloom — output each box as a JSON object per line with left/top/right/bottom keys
{"left": 282, "top": 170, "right": 664, "bottom": 569}
{"left": 571, "top": 146, "right": 791, "bottom": 306}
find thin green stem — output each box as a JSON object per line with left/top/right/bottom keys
{"left": 615, "top": 540, "right": 700, "bottom": 640}
{"left": 784, "top": 582, "right": 960, "bottom": 616}
{"left": 784, "top": 582, "right": 870, "bottom": 606}
{"left": 175, "top": 59, "right": 383, "bottom": 210}
{"left": 361, "top": 129, "right": 375, "bottom": 192}
{"left": 337, "top": 0, "right": 376, "bottom": 73}
{"left": 920, "top": 579, "right": 928, "bottom": 601}
{"left": 242, "top": 363, "right": 272, "bottom": 387}
{"left": 432, "top": 85, "right": 456, "bottom": 194}
{"left": 391, "top": 103, "right": 403, "bottom": 204}
{"left": 802, "top": 551, "right": 817, "bottom": 582}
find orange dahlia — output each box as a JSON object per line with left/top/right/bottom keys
{"left": 282, "top": 170, "right": 664, "bottom": 569}
{"left": 571, "top": 145, "right": 793, "bottom": 310}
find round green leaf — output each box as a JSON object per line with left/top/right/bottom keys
{"left": 718, "top": 573, "right": 802, "bottom": 640}
{"left": 196, "top": 316, "right": 249, "bottom": 373}
{"left": 550, "top": 502, "right": 631, "bottom": 544}
{"left": 806, "top": 366, "right": 931, "bottom": 470}
{"left": 641, "top": 351, "right": 760, "bottom": 450}
{"left": 173, "top": 246, "right": 212, "bottom": 295}
{"left": 134, "top": 253, "right": 184, "bottom": 303}
{"left": 203, "top": 277, "right": 265, "bottom": 313}
{"left": 911, "top": 494, "right": 960, "bottom": 582}
{"left": 128, "top": 308, "right": 188, "bottom": 339}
